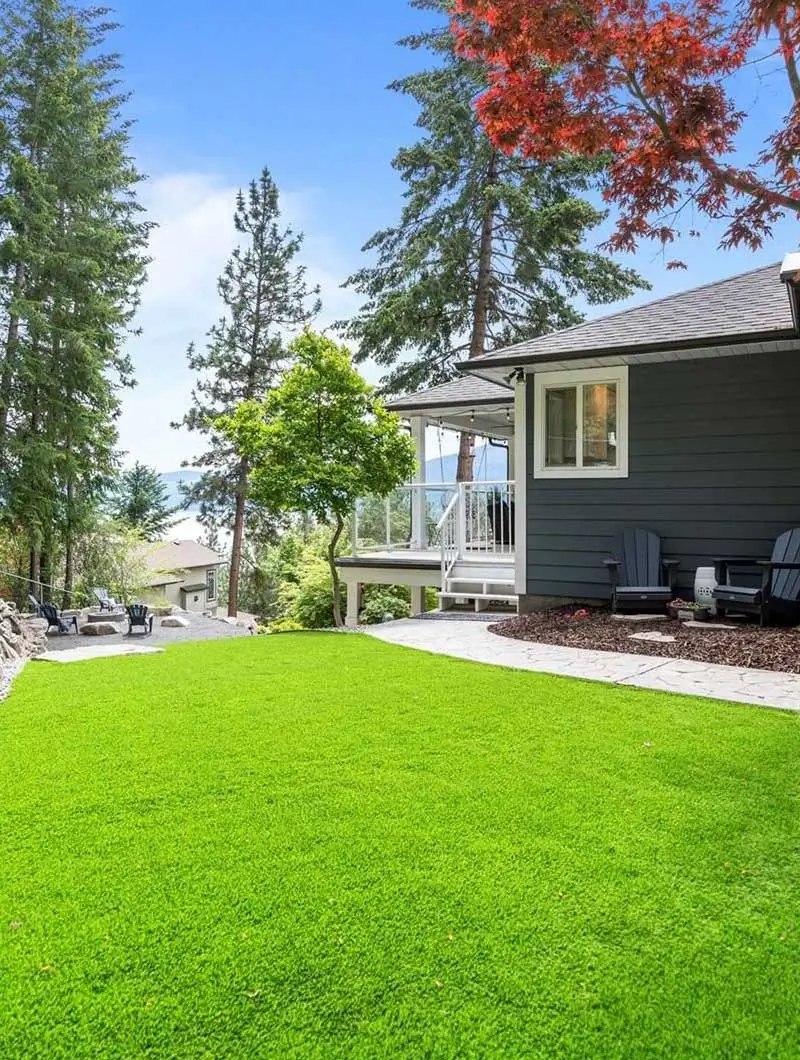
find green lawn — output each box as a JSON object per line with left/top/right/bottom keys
{"left": 1, "top": 635, "right": 799, "bottom": 1059}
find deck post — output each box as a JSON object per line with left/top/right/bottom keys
{"left": 456, "top": 482, "right": 467, "bottom": 559}
{"left": 345, "top": 581, "right": 362, "bottom": 628}
{"left": 410, "top": 416, "right": 427, "bottom": 549}
{"left": 410, "top": 586, "right": 427, "bottom": 616}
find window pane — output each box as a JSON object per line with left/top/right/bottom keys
{"left": 582, "top": 383, "right": 617, "bottom": 467}
{"left": 545, "top": 387, "right": 577, "bottom": 467}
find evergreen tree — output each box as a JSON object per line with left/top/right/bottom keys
{"left": 110, "top": 462, "right": 179, "bottom": 541}
{"left": 0, "top": 0, "right": 149, "bottom": 594}
{"left": 175, "top": 167, "right": 320, "bottom": 617}
{"left": 341, "top": 0, "right": 647, "bottom": 479}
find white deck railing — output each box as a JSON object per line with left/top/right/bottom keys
{"left": 352, "top": 480, "right": 515, "bottom": 558}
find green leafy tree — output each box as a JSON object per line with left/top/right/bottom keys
{"left": 175, "top": 167, "right": 320, "bottom": 617}
{"left": 219, "top": 331, "right": 416, "bottom": 627}
{"left": 111, "top": 462, "right": 180, "bottom": 541}
{"left": 341, "top": 0, "right": 646, "bottom": 479}
{"left": 0, "top": 0, "right": 150, "bottom": 594}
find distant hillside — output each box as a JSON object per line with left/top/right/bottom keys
{"left": 161, "top": 470, "right": 202, "bottom": 510}
{"left": 424, "top": 442, "right": 509, "bottom": 483}
{"left": 160, "top": 443, "right": 509, "bottom": 514}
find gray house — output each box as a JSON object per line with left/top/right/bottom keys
{"left": 141, "top": 539, "right": 225, "bottom": 615}
{"left": 337, "top": 258, "right": 800, "bottom": 623}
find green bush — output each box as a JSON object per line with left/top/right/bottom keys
{"left": 359, "top": 586, "right": 412, "bottom": 625}
{"left": 284, "top": 562, "right": 345, "bottom": 629}
{"left": 267, "top": 618, "right": 305, "bottom": 634}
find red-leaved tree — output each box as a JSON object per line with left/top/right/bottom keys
{"left": 454, "top": 0, "right": 800, "bottom": 260}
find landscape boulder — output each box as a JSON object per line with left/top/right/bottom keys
{"left": 81, "top": 621, "right": 121, "bottom": 637}
{"left": 161, "top": 616, "right": 190, "bottom": 629}
{"left": 0, "top": 600, "right": 47, "bottom": 661}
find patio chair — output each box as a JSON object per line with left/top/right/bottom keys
{"left": 604, "top": 528, "right": 679, "bottom": 613}
{"left": 40, "top": 602, "right": 78, "bottom": 635}
{"left": 713, "top": 528, "right": 800, "bottom": 625}
{"left": 93, "top": 587, "right": 119, "bottom": 612}
{"left": 487, "top": 491, "right": 515, "bottom": 548}
{"left": 126, "top": 604, "right": 153, "bottom": 635}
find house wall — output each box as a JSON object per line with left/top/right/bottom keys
{"left": 524, "top": 349, "right": 800, "bottom": 603}
{"left": 147, "top": 565, "right": 221, "bottom": 614}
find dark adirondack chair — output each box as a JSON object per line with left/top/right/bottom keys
{"left": 486, "top": 491, "right": 515, "bottom": 548}
{"left": 604, "top": 528, "right": 679, "bottom": 613}
{"left": 93, "top": 587, "right": 119, "bottom": 612}
{"left": 714, "top": 529, "right": 800, "bottom": 625}
{"left": 126, "top": 604, "right": 153, "bottom": 635}
{"left": 40, "top": 602, "right": 78, "bottom": 634}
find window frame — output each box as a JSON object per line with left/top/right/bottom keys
{"left": 206, "top": 568, "right": 218, "bottom": 602}
{"left": 533, "top": 365, "right": 629, "bottom": 479}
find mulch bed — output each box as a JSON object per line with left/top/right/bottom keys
{"left": 490, "top": 606, "right": 800, "bottom": 674}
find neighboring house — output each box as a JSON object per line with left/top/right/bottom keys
{"left": 142, "top": 540, "right": 225, "bottom": 615}
{"left": 337, "top": 257, "right": 800, "bottom": 623}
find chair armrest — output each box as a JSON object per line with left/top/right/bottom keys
{"left": 603, "top": 559, "right": 620, "bottom": 590}
{"left": 756, "top": 561, "right": 800, "bottom": 570}
{"left": 662, "top": 558, "right": 679, "bottom": 591}
{"left": 714, "top": 556, "right": 767, "bottom": 585}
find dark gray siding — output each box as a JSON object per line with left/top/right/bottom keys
{"left": 526, "top": 350, "right": 800, "bottom": 600}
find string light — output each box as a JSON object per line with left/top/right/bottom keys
{"left": 470, "top": 409, "right": 475, "bottom": 424}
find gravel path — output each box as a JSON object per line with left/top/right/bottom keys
{"left": 36, "top": 611, "right": 253, "bottom": 655}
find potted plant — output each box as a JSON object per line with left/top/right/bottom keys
{"left": 668, "top": 599, "right": 710, "bottom": 622}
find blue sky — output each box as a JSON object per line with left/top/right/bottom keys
{"left": 110, "top": 0, "right": 799, "bottom": 470}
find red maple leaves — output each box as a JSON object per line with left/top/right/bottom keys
{"left": 454, "top": 0, "right": 800, "bottom": 253}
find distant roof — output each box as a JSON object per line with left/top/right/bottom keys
{"left": 143, "top": 539, "right": 224, "bottom": 573}
{"left": 461, "top": 262, "right": 796, "bottom": 371}
{"left": 386, "top": 375, "right": 511, "bottom": 412}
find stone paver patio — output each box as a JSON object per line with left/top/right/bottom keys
{"left": 364, "top": 617, "right": 800, "bottom": 712}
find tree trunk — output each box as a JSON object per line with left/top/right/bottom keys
{"left": 227, "top": 458, "right": 248, "bottom": 617}
{"left": 327, "top": 513, "right": 345, "bottom": 628}
{"left": 63, "top": 475, "right": 75, "bottom": 609}
{"left": 29, "top": 548, "right": 41, "bottom": 601}
{"left": 457, "top": 149, "right": 499, "bottom": 483}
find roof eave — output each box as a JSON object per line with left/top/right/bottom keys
{"left": 457, "top": 328, "right": 799, "bottom": 374}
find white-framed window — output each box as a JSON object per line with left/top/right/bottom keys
{"left": 206, "top": 568, "right": 218, "bottom": 602}
{"left": 533, "top": 365, "right": 628, "bottom": 479}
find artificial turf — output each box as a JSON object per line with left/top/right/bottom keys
{"left": 0, "top": 634, "right": 798, "bottom": 1059}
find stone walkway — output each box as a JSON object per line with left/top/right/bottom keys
{"left": 364, "top": 617, "right": 800, "bottom": 712}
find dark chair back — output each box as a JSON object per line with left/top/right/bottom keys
{"left": 127, "top": 604, "right": 149, "bottom": 624}
{"left": 613, "top": 528, "right": 663, "bottom": 587}
{"left": 39, "top": 602, "right": 59, "bottom": 627}
{"left": 771, "top": 529, "right": 800, "bottom": 601}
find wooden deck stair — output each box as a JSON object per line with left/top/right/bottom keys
{"left": 439, "top": 558, "right": 517, "bottom": 613}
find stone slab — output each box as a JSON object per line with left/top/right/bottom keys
{"left": 628, "top": 631, "right": 676, "bottom": 643}
{"left": 81, "top": 622, "right": 121, "bottom": 636}
{"left": 34, "top": 644, "right": 164, "bottom": 664}
{"left": 161, "top": 616, "right": 190, "bottom": 629}
{"left": 681, "top": 620, "right": 739, "bottom": 630}
{"left": 363, "top": 618, "right": 800, "bottom": 713}
{"left": 610, "top": 613, "right": 668, "bottom": 622}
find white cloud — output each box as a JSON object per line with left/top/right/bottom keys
{"left": 117, "top": 172, "right": 363, "bottom": 472}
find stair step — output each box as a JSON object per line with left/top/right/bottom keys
{"left": 440, "top": 592, "right": 518, "bottom": 604}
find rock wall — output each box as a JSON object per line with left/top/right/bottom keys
{"left": 0, "top": 600, "right": 47, "bottom": 664}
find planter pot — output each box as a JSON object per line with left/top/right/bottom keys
{"left": 677, "top": 608, "right": 695, "bottom": 621}
{"left": 693, "top": 607, "right": 710, "bottom": 622}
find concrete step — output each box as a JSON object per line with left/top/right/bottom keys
{"left": 439, "top": 591, "right": 518, "bottom": 613}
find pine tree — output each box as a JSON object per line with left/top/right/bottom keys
{"left": 111, "top": 463, "right": 180, "bottom": 541}
{"left": 0, "top": 0, "right": 149, "bottom": 594}
{"left": 341, "top": 0, "right": 647, "bottom": 479}
{"left": 175, "top": 168, "right": 320, "bottom": 617}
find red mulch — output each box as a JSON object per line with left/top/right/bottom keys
{"left": 490, "top": 607, "right": 800, "bottom": 674}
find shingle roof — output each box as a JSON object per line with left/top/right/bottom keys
{"left": 386, "top": 375, "right": 511, "bottom": 412}
{"left": 463, "top": 262, "right": 795, "bottom": 369}
{"left": 143, "top": 539, "right": 224, "bottom": 573}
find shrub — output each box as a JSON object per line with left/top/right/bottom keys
{"left": 285, "top": 562, "right": 345, "bottom": 629}
{"left": 267, "top": 618, "right": 305, "bottom": 634}
{"left": 359, "top": 587, "right": 412, "bottom": 625}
